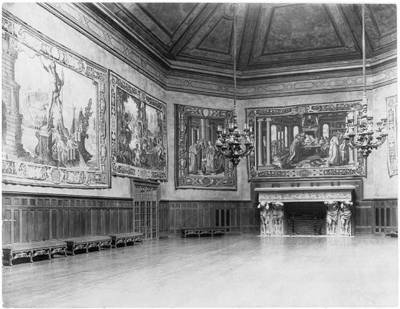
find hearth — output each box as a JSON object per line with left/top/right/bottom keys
{"left": 255, "top": 185, "right": 355, "bottom": 236}
{"left": 285, "top": 202, "right": 326, "bottom": 235}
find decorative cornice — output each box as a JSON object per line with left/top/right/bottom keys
{"left": 38, "top": 3, "right": 397, "bottom": 99}
{"left": 256, "top": 186, "right": 354, "bottom": 202}
{"left": 39, "top": 3, "right": 168, "bottom": 86}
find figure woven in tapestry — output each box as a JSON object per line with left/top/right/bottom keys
{"left": 175, "top": 104, "right": 236, "bottom": 189}
{"left": 110, "top": 72, "right": 167, "bottom": 181}
{"left": 246, "top": 102, "right": 366, "bottom": 179}
{"left": 2, "top": 13, "right": 109, "bottom": 188}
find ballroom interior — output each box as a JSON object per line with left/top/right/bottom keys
{"left": 2, "top": 2, "right": 398, "bottom": 307}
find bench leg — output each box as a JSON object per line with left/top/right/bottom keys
{"left": 5, "top": 253, "right": 13, "bottom": 266}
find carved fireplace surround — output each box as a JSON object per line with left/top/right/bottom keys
{"left": 255, "top": 185, "right": 355, "bottom": 236}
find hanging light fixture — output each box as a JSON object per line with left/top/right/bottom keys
{"left": 344, "top": 4, "right": 388, "bottom": 157}
{"left": 215, "top": 4, "right": 254, "bottom": 167}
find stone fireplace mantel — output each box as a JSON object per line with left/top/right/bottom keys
{"left": 255, "top": 185, "right": 355, "bottom": 203}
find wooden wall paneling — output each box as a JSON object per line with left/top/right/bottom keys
{"left": 90, "top": 208, "right": 96, "bottom": 236}
{"left": 70, "top": 207, "right": 76, "bottom": 237}
{"left": 20, "top": 209, "right": 26, "bottom": 242}
{"left": 51, "top": 208, "right": 56, "bottom": 239}
{"left": 78, "top": 201, "right": 84, "bottom": 236}
{"left": 134, "top": 201, "right": 140, "bottom": 233}
{"left": 373, "top": 199, "right": 397, "bottom": 234}
{"left": 80, "top": 206, "right": 86, "bottom": 236}
{"left": 129, "top": 208, "right": 134, "bottom": 233}
{"left": 125, "top": 207, "right": 130, "bottom": 233}
{"left": 58, "top": 207, "right": 63, "bottom": 238}
{"left": 160, "top": 200, "right": 256, "bottom": 233}
{"left": 146, "top": 201, "right": 151, "bottom": 238}
{"left": 119, "top": 208, "right": 125, "bottom": 234}
{"left": 103, "top": 208, "right": 109, "bottom": 235}
{"left": 109, "top": 208, "right": 116, "bottom": 234}
{"left": 2, "top": 193, "right": 146, "bottom": 245}
{"left": 2, "top": 197, "right": 12, "bottom": 244}
{"left": 98, "top": 208, "right": 104, "bottom": 235}
{"left": 34, "top": 209, "right": 40, "bottom": 241}
{"left": 158, "top": 201, "right": 169, "bottom": 234}
{"left": 63, "top": 205, "right": 69, "bottom": 238}
{"left": 73, "top": 207, "right": 79, "bottom": 237}
{"left": 28, "top": 210, "right": 35, "bottom": 242}
{"left": 2, "top": 207, "right": 12, "bottom": 244}
{"left": 204, "top": 204, "right": 210, "bottom": 228}
{"left": 146, "top": 201, "right": 150, "bottom": 237}
{"left": 16, "top": 202, "right": 23, "bottom": 242}
{"left": 49, "top": 208, "right": 53, "bottom": 240}
{"left": 13, "top": 209, "right": 18, "bottom": 244}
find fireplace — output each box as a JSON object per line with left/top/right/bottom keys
{"left": 255, "top": 185, "right": 355, "bottom": 236}
{"left": 285, "top": 202, "right": 326, "bottom": 235}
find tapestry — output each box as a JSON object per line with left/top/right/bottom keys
{"left": 110, "top": 72, "right": 167, "bottom": 180}
{"left": 246, "top": 101, "right": 366, "bottom": 179}
{"left": 2, "top": 12, "right": 110, "bottom": 188}
{"left": 175, "top": 104, "right": 236, "bottom": 189}
{"left": 386, "top": 95, "right": 397, "bottom": 177}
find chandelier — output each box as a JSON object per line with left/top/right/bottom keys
{"left": 343, "top": 4, "right": 387, "bottom": 157}
{"left": 215, "top": 4, "right": 254, "bottom": 166}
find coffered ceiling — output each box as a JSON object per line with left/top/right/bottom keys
{"left": 85, "top": 3, "right": 396, "bottom": 75}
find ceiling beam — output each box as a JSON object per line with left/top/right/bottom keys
{"left": 237, "top": 4, "right": 260, "bottom": 69}
{"left": 339, "top": 4, "right": 374, "bottom": 58}
{"left": 169, "top": 3, "right": 220, "bottom": 58}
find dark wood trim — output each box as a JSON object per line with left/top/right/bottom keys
{"left": 2, "top": 191, "right": 133, "bottom": 201}
{"left": 160, "top": 200, "right": 253, "bottom": 203}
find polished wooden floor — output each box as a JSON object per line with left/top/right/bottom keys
{"left": 3, "top": 234, "right": 398, "bottom": 307}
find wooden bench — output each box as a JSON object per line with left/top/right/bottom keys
{"left": 3, "top": 240, "right": 67, "bottom": 266}
{"left": 109, "top": 232, "right": 144, "bottom": 248}
{"left": 64, "top": 236, "right": 112, "bottom": 255}
{"left": 181, "top": 227, "right": 228, "bottom": 238}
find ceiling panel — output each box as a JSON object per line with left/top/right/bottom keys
{"left": 87, "top": 3, "right": 397, "bottom": 73}
{"left": 263, "top": 4, "right": 342, "bottom": 54}
{"left": 138, "top": 3, "right": 197, "bottom": 37}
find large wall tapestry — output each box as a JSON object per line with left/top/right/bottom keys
{"left": 110, "top": 72, "right": 167, "bottom": 180}
{"left": 246, "top": 102, "right": 366, "bottom": 179}
{"left": 175, "top": 105, "right": 236, "bottom": 190}
{"left": 386, "top": 95, "right": 397, "bottom": 176}
{"left": 2, "top": 12, "right": 110, "bottom": 188}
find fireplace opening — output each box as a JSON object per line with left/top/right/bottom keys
{"left": 285, "top": 202, "right": 326, "bottom": 235}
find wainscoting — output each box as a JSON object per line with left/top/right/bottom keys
{"left": 2, "top": 184, "right": 160, "bottom": 245}
{"left": 356, "top": 199, "right": 398, "bottom": 234}
{"left": 159, "top": 200, "right": 257, "bottom": 234}
{"left": 2, "top": 192, "right": 396, "bottom": 244}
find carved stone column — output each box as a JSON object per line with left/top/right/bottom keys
{"left": 324, "top": 201, "right": 339, "bottom": 235}
{"left": 2, "top": 33, "right": 23, "bottom": 157}
{"left": 271, "top": 202, "right": 284, "bottom": 235}
{"left": 257, "top": 118, "right": 263, "bottom": 166}
{"left": 339, "top": 201, "right": 352, "bottom": 236}
{"left": 265, "top": 118, "right": 272, "bottom": 166}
